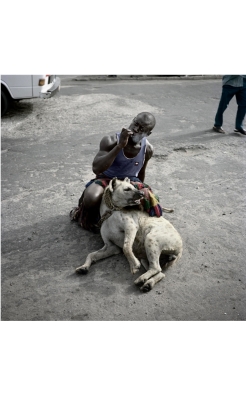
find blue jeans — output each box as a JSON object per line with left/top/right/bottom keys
{"left": 214, "top": 78, "right": 246, "bottom": 130}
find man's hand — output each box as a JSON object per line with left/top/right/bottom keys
{"left": 118, "top": 128, "right": 133, "bottom": 148}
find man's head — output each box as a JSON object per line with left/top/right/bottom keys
{"left": 128, "top": 112, "right": 156, "bottom": 144}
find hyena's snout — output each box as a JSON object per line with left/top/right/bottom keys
{"left": 128, "top": 189, "right": 145, "bottom": 205}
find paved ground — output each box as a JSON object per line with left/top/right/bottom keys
{"left": 1, "top": 76, "right": 246, "bottom": 320}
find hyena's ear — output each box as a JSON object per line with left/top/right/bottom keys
{"left": 124, "top": 177, "right": 130, "bottom": 183}
{"left": 109, "top": 177, "right": 118, "bottom": 192}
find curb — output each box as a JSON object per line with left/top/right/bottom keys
{"left": 73, "top": 75, "right": 223, "bottom": 82}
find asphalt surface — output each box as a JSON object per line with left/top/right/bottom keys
{"left": 1, "top": 76, "right": 246, "bottom": 320}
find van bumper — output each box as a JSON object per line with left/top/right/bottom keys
{"left": 39, "top": 77, "right": 61, "bottom": 98}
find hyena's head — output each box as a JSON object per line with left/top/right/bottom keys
{"left": 108, "top": 177, "right": 144, "bottom": 207}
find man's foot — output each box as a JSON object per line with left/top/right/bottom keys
{"left": 213, "top": 126, "right": 225, "bottom": 134}
{"left": 234, "top": 128, "right": 246, "bottom": 135}
{"left": 70, "top": 207, "right": 79, "bottom": 221}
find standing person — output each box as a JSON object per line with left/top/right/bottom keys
{"left": 70, "top": 112, "right": 163, "bottom": 232}
{"left": 213, "top": 75, "right": 246, "bottom": 135}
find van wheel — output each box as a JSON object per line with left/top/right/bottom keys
{"left": 1, "top": 89, "right": 11, "bottom": 116}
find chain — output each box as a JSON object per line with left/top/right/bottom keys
{"left": 97, "top": 187, "right": 122, "bottom": 227}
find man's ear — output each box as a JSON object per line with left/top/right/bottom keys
{"left": 109, "top": 177, "right": 117, "bottom": 192}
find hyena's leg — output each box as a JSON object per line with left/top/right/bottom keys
{"left": 140, "top": 272, "right": 165, "bottom": 292}
{"left": 122, "top": 225, "right": 141, "bottom": 274}
{"left": 76, "top": 243, "right": 121, "bottom": 274}
{"left": 134, "top": 232, "right": 162, "bottom": 285}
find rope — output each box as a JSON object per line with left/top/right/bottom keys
{"left": 97, "top": 186, "right": 123, "bottom": 226}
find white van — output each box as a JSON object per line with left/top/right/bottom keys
{"left": 1, "top": 75, "right": 61, "bottom": 116}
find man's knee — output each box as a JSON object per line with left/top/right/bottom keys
{"left": 83, "top": 183, "right": 104, "bottom": 208}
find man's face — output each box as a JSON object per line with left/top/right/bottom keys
{"left": 128, "top": 115, "right": 154, "bottom": 144}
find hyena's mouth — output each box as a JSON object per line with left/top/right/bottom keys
{"left": 127, "top": 197, "right": 143, "bottom": 205}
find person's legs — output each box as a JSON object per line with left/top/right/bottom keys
{"left": 70, "top": 182, "right": 106, "bottom": 231}
{"left": 235, "top": 79, "right": 246, "bottom": 131}
{"left": 79, "top": 182, "right": 104, "bottom": 207}
{"left": 82, "top": 182, "right": 104, "bottom": 225}
{"left": 214, "top": 85, "right": 237, "bottom": 127}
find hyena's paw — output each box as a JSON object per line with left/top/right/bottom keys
{"left": 134, "top": 274, "right": 146, "bottom": 286}
{"left": 140, "top": 279, "right": 154, "bottom": 293}
{"left": 131, "top": 259, "right": 141, "bottom": 274}
{"left": 76, "top": 266, "right": 89, "bottom": 275}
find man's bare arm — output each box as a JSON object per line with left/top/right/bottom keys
{"left": 92, "top": 128, "right": 133, "bottom": 175}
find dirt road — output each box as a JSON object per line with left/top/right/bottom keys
{"left": 1, "top": 77, "right": 246, "bottom": 320}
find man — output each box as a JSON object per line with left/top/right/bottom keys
{"left": 71, "top": 112, "right": 162, "bottom": 231}
{"left": 213, "top": 75, "right": 246, "bottom": 135}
